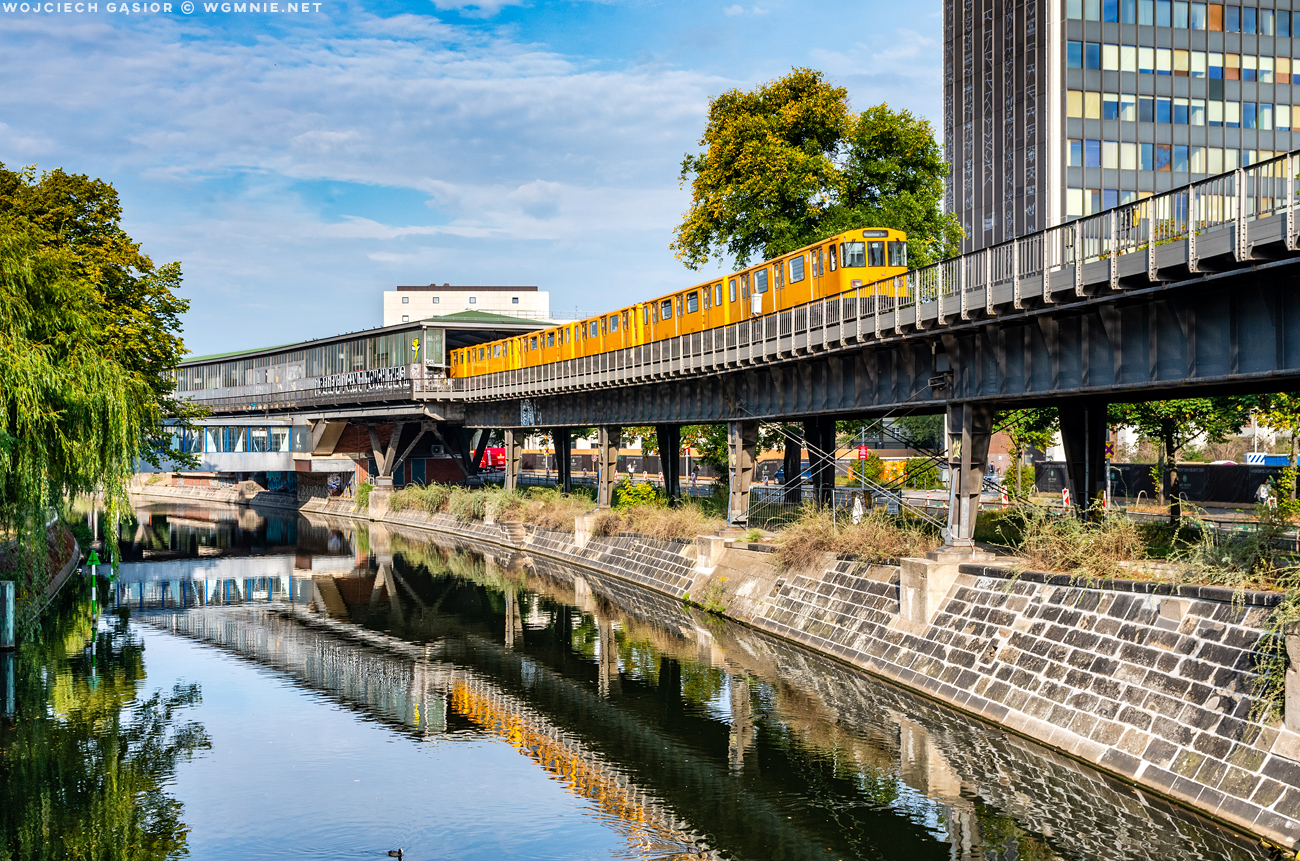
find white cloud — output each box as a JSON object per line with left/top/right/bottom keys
{"left": 723, "top": 4, "right": 744, "bottom": 14}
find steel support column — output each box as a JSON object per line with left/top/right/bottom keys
{"left": 1059, "top": 398, "right": 1108, "bottom": 514}
{"left": 656, "top": 424, "right": 681, "bottom": 504}
{"left": 503, "top": 428, "right": 523, "bottom": 493}
{"left": 727, "top": 420, "right": 759, "bottom": 525}
{"left": 782, "top": 427, "right": 802, "bottom": 505}
{"left": 803, "top": 416, "right": 836, "bottom": 507}
{"left": 553, "top": 428, "right": 573, "bottom": 494}
{"left": 946, "top": 402, "right": 993, "bottom": 546}
{"left": 597, "top": 427, "right": 622, "bottom": 508}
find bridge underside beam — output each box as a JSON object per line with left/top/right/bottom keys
{"left": 553, "top": 428, "right": 572, "bottom": 493}
{"left": 1060, "top": 398, "right": 1109, "bottom": 513}
{"left": 462, "top": 274, "right": 1300, "bottom": 429}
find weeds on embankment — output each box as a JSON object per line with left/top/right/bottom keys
{"left": 772, "top": 505, "right": 940, "bottom": 572}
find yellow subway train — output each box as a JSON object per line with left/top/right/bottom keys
{"left": 449, "top": 227, "right": 909, "bottom": 378}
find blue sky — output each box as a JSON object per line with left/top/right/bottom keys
{"left": 0, "top": 0, "right": 943, "bottom": 356}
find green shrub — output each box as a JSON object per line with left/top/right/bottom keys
{"left": 447, "top": 486, "right": 487, "bottom": 522}
{"left": 355, "top": 482, "right": 373, "bottom": 512}
{"left": 903, "top": 457, "right": 941, "bottom": 490}
{"left": 614, "top": 479, "right": 661, "bottom": 510}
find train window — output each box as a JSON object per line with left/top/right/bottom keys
{"left": 686, "top": 292, "right": 699, "bottom": 313}
{"left": 889, "top": 241, "right": 908, "bottom": 267}
{"left": 493, "top": 344, "right": 501, "bottom": 358}
{"left": 867, "top": 241, "right": 885, "bottom": 267}
{"left": 644, "top": 306, "right": 650, "bottom": 325}
{"left": 530, "top": 336, "right": 538, "bottom": 350}
{"left": 755, "top": 269, "right": 769, "bottom": 293}
{"left": 775, "top": 265, "right": 784, "bottom": 288}
{"left": 622, "top": 311, "right": 630, "bottom": 330}
{"left": 841, "top": 241, "right": 866, "bottom": 267}
{"left": 660, "top": 299, "right": 673, "bottom": 319}
{"left": 789, "top": 256, "right": 805, "bottom": 282}
{"left": 828, "top": 245, "right": 837, "bottom": 271}
{"left": 714, "top": 283, "right": 723, "bottom": 306}
{"left": 729, "top": 279, "right": 737, "bottom": 302}
{"left": 609, "top": 315, "right": 619, "bottom": 332}
{"left": 590, "top": 321, "right": 599, "bottom": 337}
{"left": 548, "top": 332, "right": 555, "bottom": 347}
{"left": 676, "top": 297, "right": 683, "bottom": 316}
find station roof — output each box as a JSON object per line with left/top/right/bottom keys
{"left": 181, "top": 313, "right": 545, "bottom": 367}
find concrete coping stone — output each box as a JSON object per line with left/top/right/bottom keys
{"left": 742, "top": 543, "right": 778, "bottom": 553}
{"left": 958, "top": 562, "right": 1283, "bottom": 607}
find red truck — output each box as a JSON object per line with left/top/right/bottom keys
{"left": 479, "top": 447, "right": 506, "bottom": 471}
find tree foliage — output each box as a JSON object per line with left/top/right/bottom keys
{"left": 1108, "top": 398, "right": 1245, "bottom": 519}
{"left": 671, "top": 68, "right": 962, "bottom": 271}
{"left": 996, "top": 408, "right": 1059, "bottom": 498}
{"left": 0, "top": 163, "right": 192, "bottom": 596}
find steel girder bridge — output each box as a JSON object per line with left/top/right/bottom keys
{"left": 181, "top": 153, "right": 1300, "bottom": 546}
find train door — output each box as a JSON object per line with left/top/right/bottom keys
{"left": 783, "top": 253, "right": 811, "bottom": 308}
{"left": 751, "top": 267, "right": 769, "bottom": 316}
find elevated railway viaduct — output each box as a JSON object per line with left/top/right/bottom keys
{"left": 179, "top": 154, "right": 1300, "bottom": 547}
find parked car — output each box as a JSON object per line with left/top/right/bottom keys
{"left": 773, "top": 462, "right": 812, "bottom": 483}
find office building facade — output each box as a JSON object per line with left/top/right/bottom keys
{"left": 946, "top": 0, "right": 1300, "bottom": 251}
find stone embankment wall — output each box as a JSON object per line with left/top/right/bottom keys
{"left": 380, "top": 507, "right": 1300, "bottom": 849}
{"left": 134, "top": 483, "right": 1300, "bottom": 848}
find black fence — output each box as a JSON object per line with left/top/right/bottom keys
{"left": 1035, "top": 461, "right": 1290, "bottom": 505}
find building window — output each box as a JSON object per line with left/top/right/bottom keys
{"left": 1067, "top": 188, "right": 1084, "bottom": 217}
{"left": 1068, "top": 139, "right": 1084, "bottom": 167}
{"left": 1121, "top": 44, "right": 1137, "bottom": 72}
{"left": 402, "top": 315, "right": 409, "bottom": 322}
{"left": 1085, "top": 91, "right": 1101, "bottom": 119}
{"left": 1140, "top": 143, "right": 1155, "bottom": 170}
{"left": 1067, "top": 90, "right": 1084, "bottom": 117}
{"left": 1085, "top": 42, "right": 1102, "bottom": 70}
{"left": 1103, "top": 92, "right": 1120, "bottom": 119}
{"left": 1084, "top": 139, "right": 1102, "bottom": 168}
{"left": 1226, "top": 4, "right": 1239, "bottom": 31}
{"left": 1103, "top": 44, "right": 1120, "bottom": 71}
{"left": 1173, "top": 145, "right": 1189, "bottom": 172}
{"left": 1139, "top": 96, "right": 1155, "bottom": 122}
{"left": 512, "top": 297, "right": 519, "bottom": 304}
{"left": 1190, "top": 98, "right": 1205, "bottom": 125}
{"left": 432, "top": 296, "right": 440, "bottom": 303}
{"left": 1121, "top": 93, "right": 1137, "bottom": 121}
{"left": 1156, "top": 48, "right": 1172, "bottom": 75}
{"left": 1068, "top": 40, "right": 1083, "bottom": 69}
{"left": 402, "top": 296, "right": 409, "bottom": 304}
{"left": 1190, "top": 1, "right": 1206, "bottom": 28}
{"left": 1173, "top": 97, "right": 1189, "bottom": 124}
{"left": 1155, "top": 144, "right": 1172, "bottom": 171}
{"left": 469, "top": 297, "right": 476, "bottom": 304}
{"left": 1121, "top": 142, "right": 1138, "bottom": 170}
{"left": 1139, "top": 47, "right": 1155, "bottom": 74}
{"left": 1103, "top": 140, "right": 1119, "bottom": 169}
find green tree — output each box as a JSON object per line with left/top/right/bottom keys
{"left": 671, "top": 68, "right": 962, "bottom": 270}
{"left": 0, "top": 163, "right": 198, "bottom": 467}
{"left": 1109, "top": 398, "right": 1246, "bottom": 522}
{"left": 0, "top": 164, "right": 192, "bottom": 608}
{"left": 995, "top": 408, "right": 1059, "bottom": 499}
{"left": 892, "top": 414, "right": 945, "bottom": 452}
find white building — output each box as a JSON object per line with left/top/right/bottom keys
{"left": 384, "top": 284, "right": 551, "bottom": 326}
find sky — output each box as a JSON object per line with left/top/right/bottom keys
{"left": 0, "top": 0, "right": 944, "bottom": 357}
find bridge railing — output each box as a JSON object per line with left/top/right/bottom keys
{"left": 422, "top": 152, "right": 1300, "bottom": 403}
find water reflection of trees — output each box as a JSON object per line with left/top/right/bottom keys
{"left": 0, "top": 594, "right": 210, "bottom": 860}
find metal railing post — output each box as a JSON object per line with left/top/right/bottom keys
{"left": 1147, "top": 200, "right": 1158, "bottom": 281}
{"left": 984, "top": 247, "right": 994, "bottom": 314}
{"left": 1012, "top": 239, "right": 1022, "bottom": 309}
{"left": 1073, "top": 220, "right": 1084, "bottom": 296}
{"left": 1187, "top": 184, "right": 1198, "bottom": 272}
{"left": 1109, "top": 210, "right": 1119, "bottom": 289}
{"left": 1236, "top": 167, "right": 1249, "bottom": 262}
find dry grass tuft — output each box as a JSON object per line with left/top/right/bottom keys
{"left": 1010, "top": 506, "right": 1144, "bottom": 578}
{"left": 518, "top": 487, "right": 593, "bottom": 532}
{"left": 774, "top": 505, "right": 939, "bottom": 572}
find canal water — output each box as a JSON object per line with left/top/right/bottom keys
{"left": 0, "top": 503, "right": 1276, "bottom": 860}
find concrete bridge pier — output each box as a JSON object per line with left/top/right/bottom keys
{"left": 946, "top": 402, "right": 993, "bottom": 547}
{"left": 552, "top": 428, "right": 573, "bottom": 493}
{"left": 727, "top": 421, "right": 758, "bottom": 525}
{"left": 1059, "top": 398, "right": 1109, "bottom": 514}
{"left": 656, "top": 424, "right": 681, "bottom": 504}
{"left": 782, "top": 426, "right": 802, "bottom": 505}
{"left": 503, "top": 429, "right": 523, "bottom": 493}
{"left": 597, "top": 427, "right": 621, "bottom": 508}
